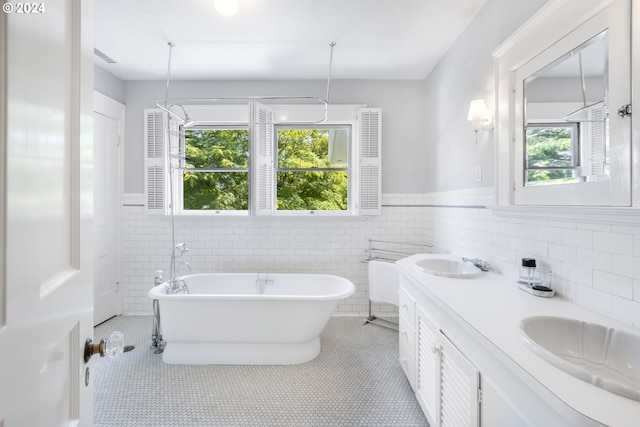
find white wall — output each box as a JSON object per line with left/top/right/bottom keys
{"left": 122, "top": 79, "right": 426, "bottom": 194}
{"left": 422, "top": 0, "right": 548, "bottom": 193}
{"left": 94, "top": 64, "right": 125, "bottom": 104}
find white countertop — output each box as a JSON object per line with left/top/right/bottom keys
{"left": 396, "top": 253, "right": 640, "bottom": 427}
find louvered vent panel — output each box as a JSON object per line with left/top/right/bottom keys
{"left": 258, "top": 108, "right": 270, "bottom": 157}
{"left": 251, "top": 102, "right": 274, "bottom": 215}
{"left": 439, "top": 334, "right": 480, "bottom": 427}
{"left": 146, "top": 111, "right": 165, "bottom": 159}
{"left": 589, "top": 107, "right": 606, "bottom": 176}
{"left": 417, "top": 315, "right": 438, "bottom": 423}
{"left": 360, "top": 164, "right": 380, "bottom": 209}
{"left": 144, "top": 109, "right": 167, "bottom": 214}
{"left": 258, "top": 164, "right": 273, "bottom": 210}
{"left": 361, "top": 110, "right": 380, "bottom": 158}
{"left": 146, "top": 165, "right": 165, "bottom": 210}
{"left": 358, "top": 108, "right": 381, "bottom": 215}
{"left": 441, "top": 352, "right": 471, "bottom": 426}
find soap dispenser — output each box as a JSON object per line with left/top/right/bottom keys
{"left": 518, "top": 258, "right": 537, "bottom": 286}
{"left": 517, "top": 258, "right": 554, "bottom": 297}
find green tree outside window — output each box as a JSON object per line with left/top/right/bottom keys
{"left": 525, "top": 125, "right": 578, "bottom": 185}
{"left": 182, "top": 127, "right": 349, "bottom": 211}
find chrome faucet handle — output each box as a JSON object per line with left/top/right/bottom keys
{"left": 462, "top": 257, "right": 490, "bottom": 271}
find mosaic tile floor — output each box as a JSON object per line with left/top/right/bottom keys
{"left": 93, "top": 316, "right": 428, "bottom": 426}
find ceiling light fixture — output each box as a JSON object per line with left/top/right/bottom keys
{"left": 213, "top": 0, "right": 238, "bottom": 17}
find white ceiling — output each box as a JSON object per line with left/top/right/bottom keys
{"left": 94, "top": 0, "right": 487, "bottom": 81}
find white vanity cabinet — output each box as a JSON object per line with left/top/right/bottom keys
{"left": 401, "top": 283, "right": 480, "bottom": 427}
{"left": 398, "top": 259, "right": 612, "bottom": 427}
{"left": 417, "top": 305, "right": 480, "bottom": 427}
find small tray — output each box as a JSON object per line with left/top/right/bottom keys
{"left": 518, "top": 283, "right": 555, "bottom": 298}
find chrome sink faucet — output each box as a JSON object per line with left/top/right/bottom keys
{"left": 462, "top": 257, "right": 490, "bottom": 271}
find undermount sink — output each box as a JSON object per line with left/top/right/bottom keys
{"left": 518, "top": 316, "right": 640, "bottom": 402}
{"left": 414, "top": 258, "right": 482, "bottom": 278}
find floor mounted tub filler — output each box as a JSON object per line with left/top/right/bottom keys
{"left": 148, "top": 273, "right": 355, "bottom": 365}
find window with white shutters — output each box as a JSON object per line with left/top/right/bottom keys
{"left": 144, "top": 104, "right": 381, "bottom": 216}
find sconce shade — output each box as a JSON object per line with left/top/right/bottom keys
{"left": 467, "top": 98, "right": 493, "bottom": 133}
{"left": 467, "top": 99, "right": 489, "bottom": 121}
{"left": 213, "top": 0, "right": 238, "bottom": 17}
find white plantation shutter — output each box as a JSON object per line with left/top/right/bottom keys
{"left": 358, "top": 108, "right": 382, "bottom": 215}
{"left": 250, "top": 102, "right": 275, "bottom": 215}
{"left": 144, "top": 109, "right": 167, "bottom": 214}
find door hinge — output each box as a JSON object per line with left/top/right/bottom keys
{"left": 617, "top": 104, "right": 632, "bottom": 118}
{"left": 477, "top": 388, "right": 483, "bottom": 404}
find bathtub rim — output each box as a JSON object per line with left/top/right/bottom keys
{"left": 148, "top": 272, "right": 355, "bottom": 301}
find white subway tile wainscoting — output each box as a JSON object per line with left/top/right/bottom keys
{"left": 120, "top": 193, "right": 431, "bottom": 317}
{"left": 121, "top": 191, "right": 640, "bottom": 329}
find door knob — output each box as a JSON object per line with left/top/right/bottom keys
{"left": 84, "top": 331, "right": 132, "bottom": 363}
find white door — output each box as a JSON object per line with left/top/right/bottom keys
{"left": 0, "top": 1, "right": 95, "bottom": 426}
{"left": 93, "top": 92, "right": 123, "bottom": 325}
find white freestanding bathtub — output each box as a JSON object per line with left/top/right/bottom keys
{"left": 148, "top": 273, "right": 355, "bottom": 365}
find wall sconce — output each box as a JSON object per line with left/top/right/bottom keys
{"left": 467, "top": 99, "right": 493, "bottom": 143}
{"left": 213, "top": 0, "right": 238, "bottom": 17}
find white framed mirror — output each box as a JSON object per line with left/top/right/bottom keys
{"left": 494, "top": 0, "right": 631, "bottom": 207}
{"left": 523, "top": 30, "right": 608, "bottom": 187}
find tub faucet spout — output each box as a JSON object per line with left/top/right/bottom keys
{"left": 178, "top": 261, "right": 191, "bottom": 276}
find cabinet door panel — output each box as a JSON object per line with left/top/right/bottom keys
{"left": 399, "top": 339, "right": 416, "bottom": 391}
{"left": 399, "top": 286, "right": 416, "bottom": 321}
{"left": 416, "top": 306, "right": 440, "bottom": 426}
{"left": 440, "top": 333, "right": 480, "bottom": 427}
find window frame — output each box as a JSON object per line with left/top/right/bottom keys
{"left": 273, "top": 123, "right": 353, "bottom": 216}
{"left": 177, "top": 124, "right": 251, "bottom": 215}
{"left": 152, "top": 103, "right": 379, "bottom": 217}
{"left": 524, "top": 122, "right": 581, "bottom": 186}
